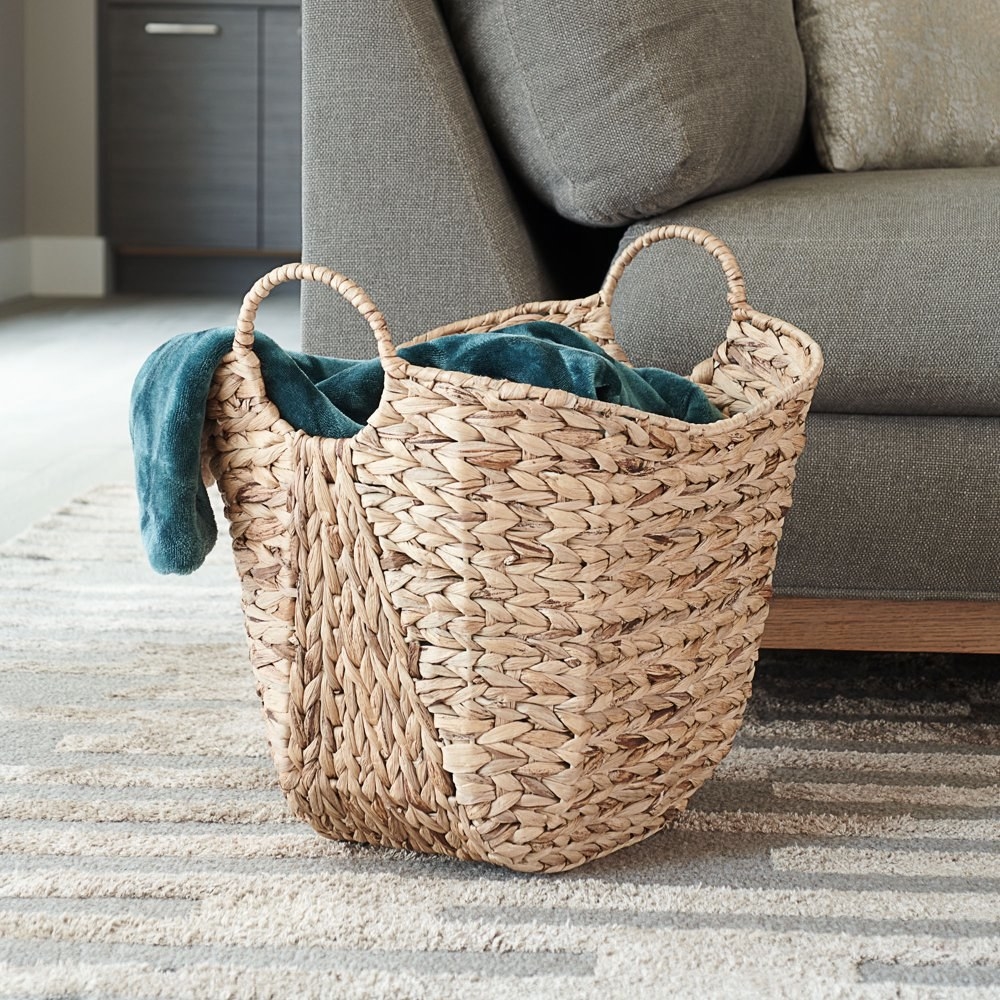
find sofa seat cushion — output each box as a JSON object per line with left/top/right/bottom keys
{"left": 438, "top": 0, "right": 806, "bottom": 226}
{"left": 772, "top": 414, "right": 1000, "bottom": 601}
{"left": 612, "top": 168, "right": 1000, "bottom": 417}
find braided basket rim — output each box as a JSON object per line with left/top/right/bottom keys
{"left": 241, "top": 298, "right": 823, "bottom": 445}
{"left": 383, "top": 304, "right": 823, "bottom": 438}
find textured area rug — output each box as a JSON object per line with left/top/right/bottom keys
{"left": 1, "top": 485, "right": 998, "bottom": 999}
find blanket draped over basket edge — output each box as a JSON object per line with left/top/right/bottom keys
{"left": 130, "top": 321, "right": 724, "bottom": 576}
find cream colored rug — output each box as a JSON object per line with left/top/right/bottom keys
{"left": 1, "top": 485, "right": 997, "bottom": 999}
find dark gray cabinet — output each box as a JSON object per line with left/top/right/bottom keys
{"left": 261, "top": 7, "right": 302, "bottom": 250}
{"left": 101, "top": 0, "right": 301, "bottom": 273}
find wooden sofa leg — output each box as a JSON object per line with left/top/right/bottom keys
{"left": 761, "top": 598, "right": 1000, "bottom": 654}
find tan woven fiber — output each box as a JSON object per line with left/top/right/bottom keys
{"left": 204, "top": 225, "right": 823, "bottom": 873}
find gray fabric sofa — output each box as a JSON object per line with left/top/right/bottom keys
{"left": 297, "top": 0, "right": 1000, "bottom": 652}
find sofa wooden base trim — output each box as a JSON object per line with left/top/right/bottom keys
{"left": 762, "top": 598, "right": 1000, "bottom": 654}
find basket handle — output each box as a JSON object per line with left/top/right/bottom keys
{"left": 599, "top": 225, "right": 751, "bottom": 319}
{"left": 234, "top": 262, "right": 397, "bottom": 367}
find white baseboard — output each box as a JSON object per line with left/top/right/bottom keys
{"left": 30, "top": 236, "right": 107, "bottom": 297}
{"left": 0, "top": 237, "right": 32, "bottom": 302}
{"left": 0, "top": 235, "right": 107, "bottom": 302}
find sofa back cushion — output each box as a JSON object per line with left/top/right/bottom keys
{"left": 438, "top": 0, "right": 807, "bottom": 226}
{"left": 797, "top": 0, "right": 1000, "bottom": 172}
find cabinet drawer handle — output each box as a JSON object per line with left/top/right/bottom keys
{"left": 144, "top": 23, "right": 221, "bottom": 36}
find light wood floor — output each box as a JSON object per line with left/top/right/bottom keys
{"left": 0, "top": 292, "right": 301, "bottom": 544}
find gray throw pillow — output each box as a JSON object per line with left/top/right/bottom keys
{"left": 438, "top": 0, "right": 807, "bottom": 226}
{"left": 796, "top": 0, "right": 1000, "bottom": 171}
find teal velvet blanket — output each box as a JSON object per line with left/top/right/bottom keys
{"left": 130, "top": 321, "right": 723, "bottom": 575}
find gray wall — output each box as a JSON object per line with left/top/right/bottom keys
{"left": 25, "top": 0, "right": 99, "bottom": 236}
{"left": 0, "top": 0, "right": 25, "bottom": 239}
{"left": 0, "top": 0, "right": 97, "bottom": 241}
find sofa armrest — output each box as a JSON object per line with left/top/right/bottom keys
{"left": 300, "top": 0, "right": 554, "bottom": 356}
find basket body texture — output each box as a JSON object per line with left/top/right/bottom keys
{"left": 205, "top": 229, "right": 823, "bottom": 872}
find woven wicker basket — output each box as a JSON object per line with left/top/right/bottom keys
{"left": 205, "top": 225, "right": 822, "bottom": 873}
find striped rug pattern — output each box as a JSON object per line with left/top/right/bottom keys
{"left": 1, "top": 484, "right": 997, "bottom": 999}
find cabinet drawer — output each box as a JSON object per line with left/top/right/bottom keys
{"left": 104, "top": 6, "right": 258, "bottom": 248}
{"left": 261, "top": 7, "right": 302, "bottom": 251}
